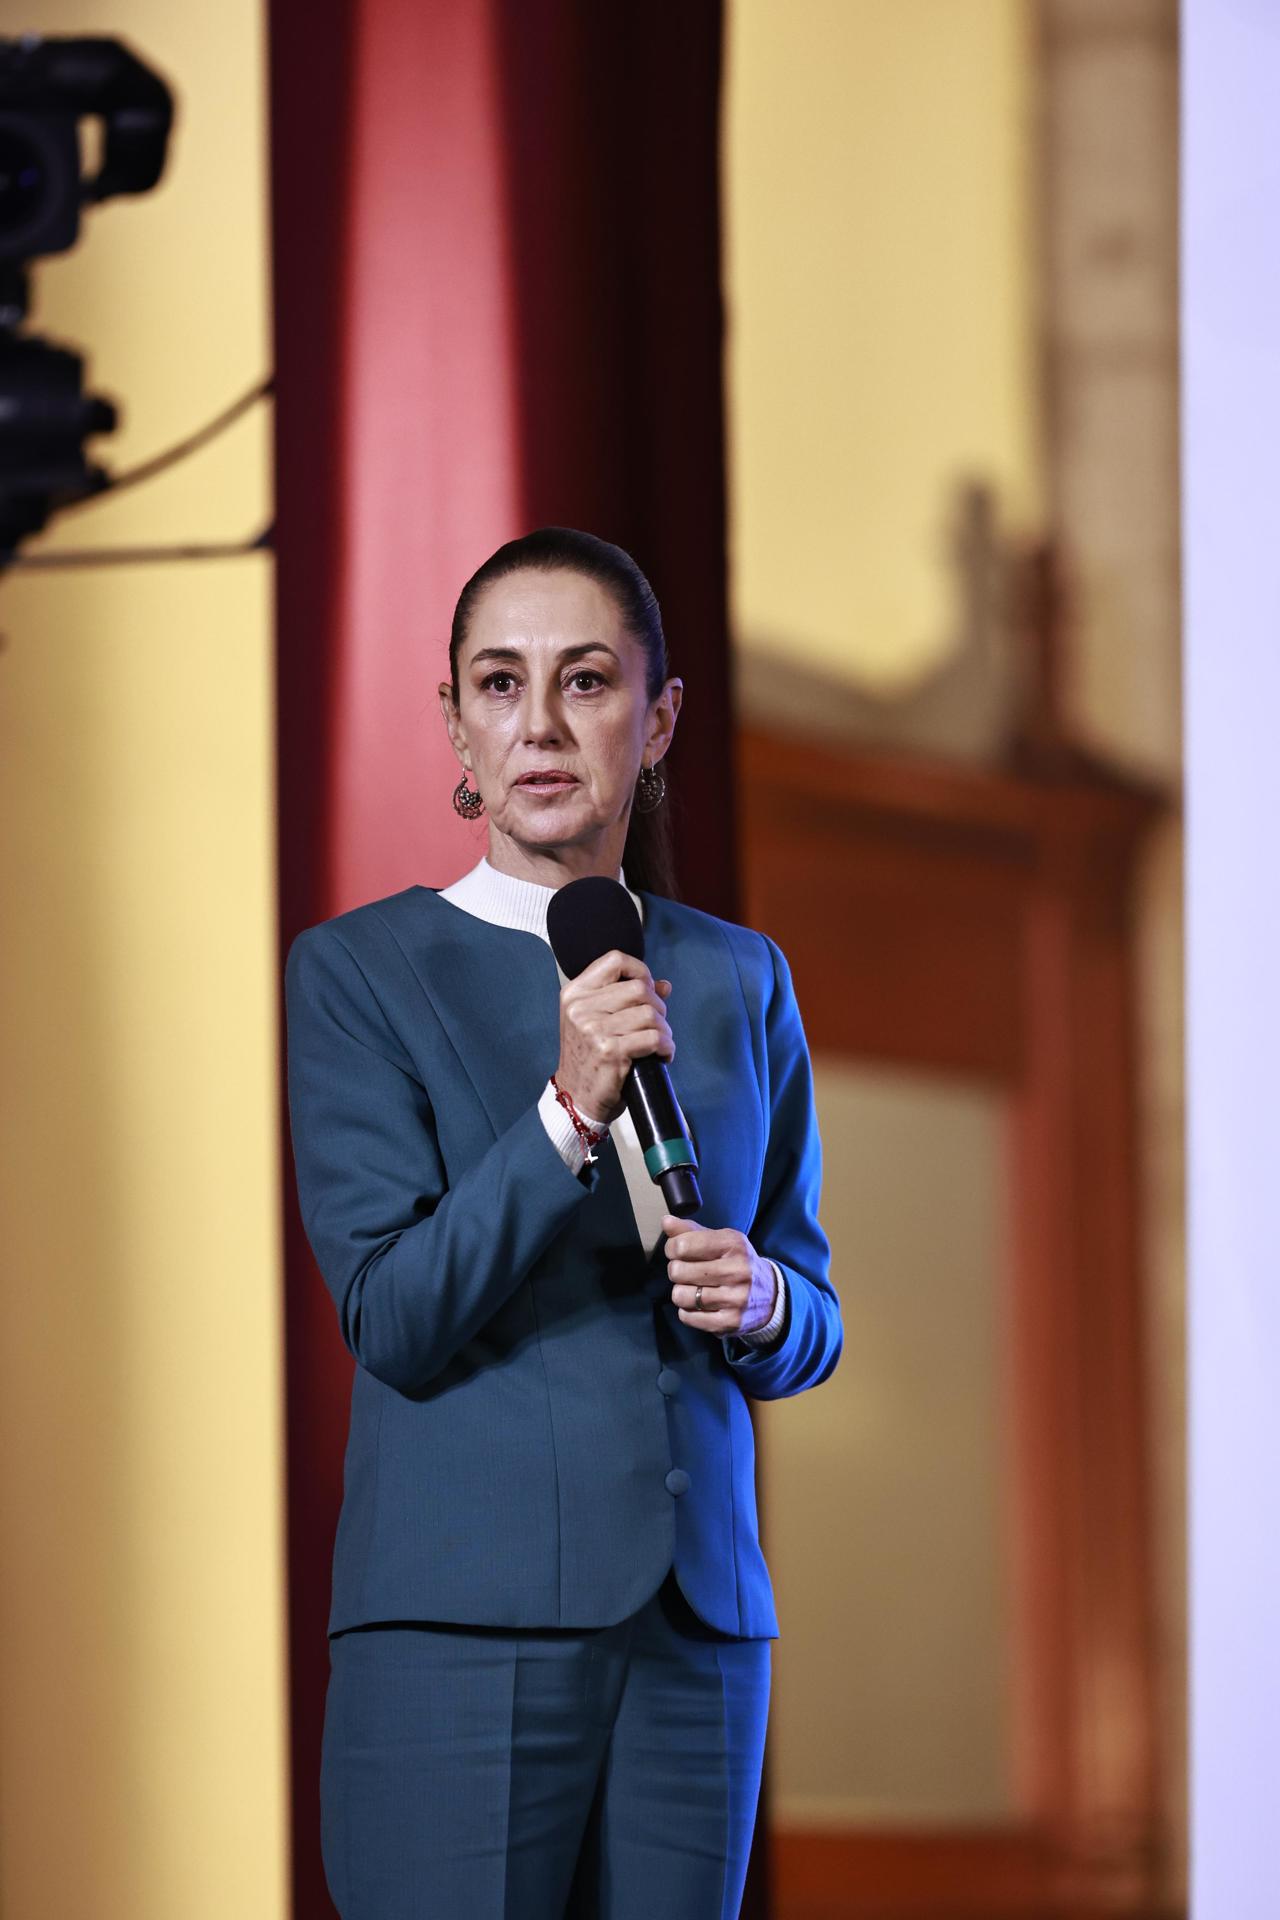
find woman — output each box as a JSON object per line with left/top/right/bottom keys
{"left": 284, "top": 526, "right": 842, "bottom": 1919}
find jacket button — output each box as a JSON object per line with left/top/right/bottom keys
{"left": 665, "top": 1469, "right": 690, "bottom": 1496}
{"left": 657, "top": 1369, "right": 680, "bottom": 1396}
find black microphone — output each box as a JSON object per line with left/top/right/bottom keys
{"left": 546, "top": 875, "right": 702, "bottom": 1217}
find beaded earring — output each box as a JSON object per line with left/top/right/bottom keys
{"left": 452, "top": 770, "right": 485, "bottom": 819}
{"left": 634, "top": 762, "right": 666, "bottom": 813}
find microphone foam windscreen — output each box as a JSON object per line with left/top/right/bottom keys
{"left": 546, "top": 876, "right": 646, "bottom": 979}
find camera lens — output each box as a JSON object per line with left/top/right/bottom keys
{"left": 0, "top": 126, "right": 47, "bottom": 239}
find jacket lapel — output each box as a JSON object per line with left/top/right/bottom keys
{"left": 400, "top": 893, "right": 653, "bottom": 1262}
{"left": 400, "top": 888, "right": 739, "bottom": 1274}
{"left": 404, "top": 894, "right": 563, "bottom": 1138}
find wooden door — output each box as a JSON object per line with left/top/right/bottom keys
{"left": 738, "top": 723, "right": 1170, "bottom": 1920}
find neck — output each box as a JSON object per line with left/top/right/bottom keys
{"left": 438, "top": 848, "right": 643, "bottom": 941}
{"left": 484, "top": 825, "right": 630, "bottom": 889}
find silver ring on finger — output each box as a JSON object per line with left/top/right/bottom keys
{"left": 694, "top": 1285, "right": 704, "bottom": 1312}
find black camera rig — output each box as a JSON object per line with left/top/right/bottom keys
{"left": 0, "top": 35, "right": 174, "bottom": 563}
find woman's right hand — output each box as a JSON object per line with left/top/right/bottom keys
{"left": 554, "top": 951, "right": 674, "bottom": 1126}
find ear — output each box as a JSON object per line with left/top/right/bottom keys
{"left": 645, "top": 677, "right": 683, "bottom": 762}
{"left": 438, "top": 682, "right": 471, "bottom": 767}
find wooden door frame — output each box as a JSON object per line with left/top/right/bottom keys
{"left": 738, "top": 724, "right": 1173, "bottom": 1918}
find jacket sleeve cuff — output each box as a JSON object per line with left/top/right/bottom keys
{"left": 727, "top": 1259, "right": 788, "bottom": 1349}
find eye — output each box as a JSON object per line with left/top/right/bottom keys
{"left": 477, "top": 667, "right": 606, "bottom": 695}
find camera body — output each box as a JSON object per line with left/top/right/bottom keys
{"left": 0, "top": 34, "right": 174, "bottom": 561}
{"left": 0, "top": 109, "right": 78, "bottom": 266}
{"left": 0, "top": 34, "right": 172, "bottom": 268}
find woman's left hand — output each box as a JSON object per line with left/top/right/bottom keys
{"left": 661, "top": 1214, "right": 778, "bottom": 1337}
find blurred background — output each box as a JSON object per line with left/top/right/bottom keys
{"left": 0, "top": 3, "right": 1185, "bottom": 1917}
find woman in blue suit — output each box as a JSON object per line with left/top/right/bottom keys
{"left": 284, "top": 526, "right": 842, "bottom": 1919}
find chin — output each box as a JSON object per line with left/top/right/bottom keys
{"left": 505, "top": 805, "right": 586, "bottom": 836}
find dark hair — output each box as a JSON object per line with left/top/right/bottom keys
{"left": 448, "top": 526, "right": 679, "bottom": 899}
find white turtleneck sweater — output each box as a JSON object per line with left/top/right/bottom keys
{"left": 438, "top": 854, "right": 787, "bottom": 1347}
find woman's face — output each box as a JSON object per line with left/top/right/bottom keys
{"left": 439, "top": 567, "right": 682, "bottom": 873}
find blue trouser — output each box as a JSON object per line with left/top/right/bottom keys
{"left": 319, "top": 1566, "right": 772, "bottom": 1918}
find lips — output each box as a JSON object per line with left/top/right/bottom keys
{"left": 516, "top": 772, "right": 579, "bottom": 787}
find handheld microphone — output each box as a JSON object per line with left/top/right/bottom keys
{"left": 546, "top": 875, "right": 702, "bottom": 1217}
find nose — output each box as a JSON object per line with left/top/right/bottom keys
{"left": 523, "top": 676, "right": 566, "bottom": 745}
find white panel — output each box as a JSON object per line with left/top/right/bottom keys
{"left": 1184, "top": 3, "right": 1280, "bottom": 1913}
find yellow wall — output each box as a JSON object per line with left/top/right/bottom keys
{"left": 725, "top": 0, "right": 1043, "bottom": 1828}
{"left": 0, "top": 5, "right": 286, "bottom": 1916}
{"left": 724, "top": 0, "right": 1042, "bottom": 691}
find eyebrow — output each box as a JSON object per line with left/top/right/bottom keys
{"left": 468, "top": 642, "right": 622, "bottom": 669}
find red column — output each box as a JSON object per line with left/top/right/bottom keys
{"left": 269, "top": 3, "right": 737, "bottom": 1910}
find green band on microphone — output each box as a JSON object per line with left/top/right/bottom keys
{"left": 644, "top": 1137, "right": 696, "bottom": 1178}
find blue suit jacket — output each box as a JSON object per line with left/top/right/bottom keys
{"left": 284, "top": 883, "right": 841, "bottom": 1639}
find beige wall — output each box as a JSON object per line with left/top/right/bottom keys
{"left": 0, "top": 5, "right": 286, "bottom": 1916}
{"left": 761, "top": 1063, "right": 1013, "bottom": 1827}
{"left": 724, "top": 0, "right": 1043, "bottom": 694}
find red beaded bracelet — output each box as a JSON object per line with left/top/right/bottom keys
{"left": 550, "top": 1074, "right": 609, "bottom": 1165}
